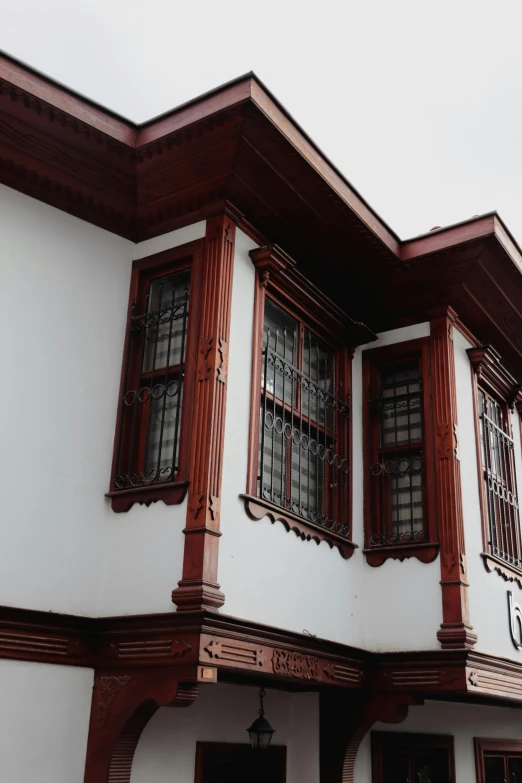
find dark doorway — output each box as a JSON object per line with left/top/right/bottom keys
{"left": 195, "top": 742, "right": 287, "bottom": 783}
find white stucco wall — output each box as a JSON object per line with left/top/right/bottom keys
{"left": 131, "top": 682, "right": 318, "bottom": 783}
{"left": 0, "top": 658, "right": 93, "bottom": 783}
{"left": 219, "top": 235, "right": 442, "bottom": 650}
{"left": 0, "top": 183, "right": 205, "bottom": 616}
{"left": 355, "top": 700, "right": 522, "bottom": 782}
{"left": 454, "top": 328, "right": 522, "bottom": 661}
{"left": 98, "top": 221, "right": 206, "bottom": 617}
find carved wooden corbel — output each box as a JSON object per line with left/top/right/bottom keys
{"left": 83, "top": 667, "right": 198, "bottom": 783}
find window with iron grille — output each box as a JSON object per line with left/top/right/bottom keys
{"left": 477, "top": 388, "right": 522, "bottom": 569}
{"left": 258, "top": 298, "right": 350, "bottom": 539}
{"left": 108, "top": 244, "right": 200, "bottom": 512}
{"left": 363, "top": 339, "right": 436, "bottom": 560}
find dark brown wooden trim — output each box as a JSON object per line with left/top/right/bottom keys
{"left": 482, "top": 553, "right": 522, "bottom": 589}
{"left": 371, "top": 732, "right": 456, "bottom": 783}
{"left": 241, "top": 494, "right": 357, "bottom": 560}
{"left": 468, "top": 345, "right": 522, "bottom": 410}
{"left": 431, "top": 308, "right": 477, "bottom": 649}
{"left": 362, "top": 337, "right": 438, "bottom": 566}
{"left": 475, "top": 737, "right": 522, "bottom": 783}
{"left": 172, "top": 215, "right": 235, "bottom": 612}
{"left": 363, "top": 542, "right": 439, "bottom": 567}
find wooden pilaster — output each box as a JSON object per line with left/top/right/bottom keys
{"left": 172, "top": 214, "right": 236, "bottom": 612}
{"left": 431, "top": 307, "right": 477, "bottom": 649}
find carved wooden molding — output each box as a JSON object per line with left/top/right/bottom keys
{"left": 431, "top": 309, "right": 477, "bottom": 649}
{"left": 363, "top": 542, "right": 439, "bottom": 567}
{"left": 482, "top": 552, "right": 522, "bottom": 589}
{"left": 106, "top": 481, "right": 188, "bottom": 513}
{"left": 468, "top": 344, "right": 522, "bottom": 409}
{"left": 249, "top": 245, "right": 375, "bottom": 347}
{"left": 272, "top": 648, "right": 320, "bottom": 680}
{"left": 172, "top": 215, "right": 235, "bottom": 612}
{"left": 95, "top": 675, "right": 131, "bottom": 727}
{"left": 241, "top": 494, "right": 357, "bottom": 559}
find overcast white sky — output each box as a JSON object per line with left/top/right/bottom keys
{"left": 2, "top": 0, "right": 522, "bottom": 244}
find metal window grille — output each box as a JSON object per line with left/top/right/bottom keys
{"left": 113, "top": 269, "right": 190, "bottom": 491}
{"left": 258, "top": 302, "right": 350, "bottom": 538}
{"left": 370, "top": 360, "right": 425, "bottom": 546}
{"left": 478, "top": 389, "right": 522, "bottom": 568}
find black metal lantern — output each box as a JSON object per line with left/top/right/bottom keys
{"left": 247, "top": 687, "right": 275, "bottom": 749}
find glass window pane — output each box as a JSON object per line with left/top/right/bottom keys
{"left": 144, "top": 375, "right": 183, "bottom": 483}
{"left": 143, "top": 270, "right": 190, "bottom": 371}
{"left": 379, "top": 360, "right": 422, "bottom": 447}
{"left": 484, "top": 755, "right": 506, "bottom": 783}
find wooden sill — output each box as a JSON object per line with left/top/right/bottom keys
{"left": 239, "top": 494, "right": 357, "bottom": 559}
{"left": 482, "top": 552, "right": 522, "bottom": 588}
{"left": 363, "top": 541, "right": 440, "bottom": 567}
{"left": 106, "top": 481, "right": 188, "bottom": 513}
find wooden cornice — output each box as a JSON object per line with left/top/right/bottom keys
{"left": 4, "top": 54, "right": 522, "bottom": 376}
{"left": 467, "top": 344, "right": 522, "bottom": 408}
{"left": 2, "top": 603, "right": 522, "bottom": 708}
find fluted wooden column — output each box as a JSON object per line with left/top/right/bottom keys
{"left": 431, "top": 307, "right": 477, "bottom": 649}
{"left": 172, "top": 214, "right": 235, "bottom": 612}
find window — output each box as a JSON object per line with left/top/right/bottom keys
{"left": 259, "top": 297, "right": 349, "bottom": 535}
{"left": 363, "top": 339, "right": 438, "bottom": 566}
{"left": 477, "top": 389, "right": 521, "bottom": 568}
{"left": 372, "top": 732, "right": 455, "bottom": 783}
{"left": 468, "top": 345, "right": 522, "bottom": 578}
{"left": 108, "top": 242, "right": 201, "bottom": 512}
{"left": 475, "top": 738, "right": 522, "bottom": 783}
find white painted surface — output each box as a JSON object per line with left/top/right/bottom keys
{"left": 454, "top": 328, "right": 522, "bottom": 661}
{"left": 131, "top": 683, "right": 318, "bottom": 783}
{"left": 219, "top": 246, "right": 441, "bottom": 649}
{"left": 0, "top": 658, "right": 93, "bottom": 783}
{"left": 355, "top": 700, "right": 522, "bottom": 782}
{"left": 131, "top": 222, "right": 206, "bottom": 259}
{"left": 0, "top": 183, "right": 204, "bottom": 616}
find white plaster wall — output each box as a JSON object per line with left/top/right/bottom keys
{"left": 98, "top": 221, "right": 206, "bottom": 617}
{"left": 0, "top": 183, "right": 205, "bottom": 616}
{"left": 355, "top": 700, "right": 522, "bottom": 782}
{"left": 454, "top": 328, "right": 522, "bottom": 661}
{"left": 131, "top": 682, "right": 318, "bottom": 783}
{"left": 0, "top": 658, "right": 93, "bottom": 783}
{"left": 219, "top": 235, "right": 442, "bottom": 650}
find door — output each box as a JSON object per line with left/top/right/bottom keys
{"left": 195, "top": 742, "right": 286, "bottom": 783}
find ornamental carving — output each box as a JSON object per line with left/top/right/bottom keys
{"left": 204, "top": 639, "right": 263, "bottom": 667}
{"left": 95, "top": 675, "right": 131, "bottom": 727}
{"left": 272, "top": 648, "right": 319, "bottom": 680}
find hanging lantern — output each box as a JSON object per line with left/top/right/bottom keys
{"left": 246, "top": 687, "right": 275, "bottom": 749}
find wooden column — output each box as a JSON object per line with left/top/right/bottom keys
{"left": 430, "top": 307, "right": 477, "bottom": 649}
{"left": 172, "top": 214, "right": 235, "bottom": 612}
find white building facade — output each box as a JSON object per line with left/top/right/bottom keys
{"left": 1, "top": 52, "right": 522, "bottom": 782}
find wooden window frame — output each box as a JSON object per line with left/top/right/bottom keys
{"left": 362, "top": 338, "right": 439, "bottom": 567}
{"left": 371, "top": 732, "right": 456, "bottom": 783}
{"left": 107, "top": 240, "right": 203, "bottom": 512}
{"left": 475, "top": 737, "right": 522, "bottom": 783}
{"left": 241, "top": 246, "right": 362, "bottom": 559}
{"left": 468, "top": 345, "right": 522, "bottom": 585}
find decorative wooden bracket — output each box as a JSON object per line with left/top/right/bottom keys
{"left": 83, "top": 667, "right": 198, "bottom": 783}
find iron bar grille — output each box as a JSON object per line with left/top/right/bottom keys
{"left": 370, "top": 360, "right": 425, "bottom": 546}
{"left": 258, "top": 300, "right": 350, "bottom": 538}
{"left": 478, "top": 389, "right": 522, "bottom": 568}
{"left": 113, "top": 269, "right": 190, "bottom": 490}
